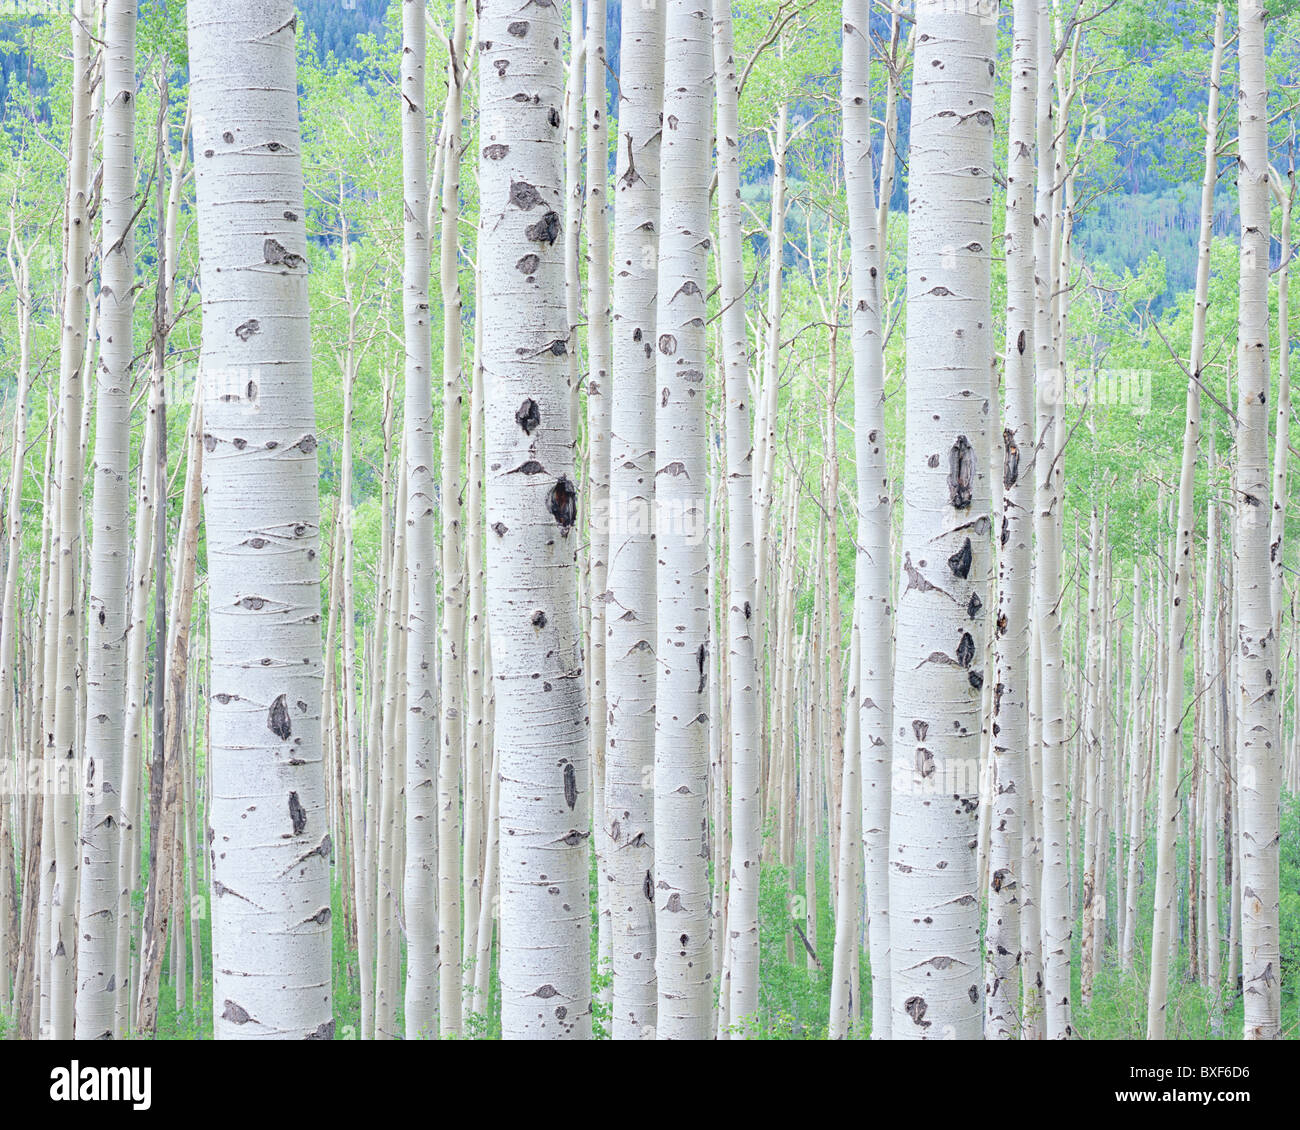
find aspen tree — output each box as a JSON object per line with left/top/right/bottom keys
{"left": 189, "top": 0, "right": 333, "bottom": 1039}
{"left": 1235, "top": 0, "right": 1282, "bottom": 1041}
{"left": 829, "top": 616, "right": 862, "bottom": 1039}
{"left": 889, "top": 0, "right": 995, "bottom": 1041}
{"left": 753, "top": 93, "right": 787, "bottom": 705}
{"left": 76, "top": 0, "right": 138, "bottom": 1039}
{"left": 841, "top": 0, "right": 893, "bottom": 1038}
{"left": 463, "top": 255, "right": 488, "bottom": 1023}
{"left": 1120, "top": 559, "right": 1143, "bottom": 974}
{"left": 1033, "top": 0, "right": 1072, "bottom": 1039}
{"left": 137, "top": 401, "right": 203, "bottom": 1037}
{"left": 1268, "top": 159, "right": 1292, "bottom": 761}
{"left": 480, "top": 0, "right": 592, "bottom": 1039}
{"left": 399, "top": 0, "right": 439, "bottom": 1038}
{"left": 1200, "top": 457, "right": 1222, "bottom": 1021}
{"left": 436, "top": 0, "right": 470, "bottom": 1039}
{"left": 0, "top": 206, "right": 34, "bottom": 1015}
{"left": 339, "top": 252, "right": 372, "bottom": 1042}
{"left": 987, "top": 0, "right": 1037, "bottom": 1040}
{"left": 48, "top": 0, "right": 96, "bottom": 1039}
{"left": 586, "top": 0, "right": 615, "bottom": 1003}
{"left": 604, "top": 0, "right": 664, "bottom": 1039}
{"left": 1080, "top": 506, "right": 1102, "bottom": 1006}
{"left": 713, "top": 0, "right": 761, "bottom": 1032}
{"left": 653, "top": 0, "right": 713, "bottom": 1041}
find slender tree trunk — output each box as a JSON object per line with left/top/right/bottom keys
{"left": 435, "top": 0, "right": 470, "bottom": 1039}
{"left": 986, "top": 0, "right": 1037, "bottom": 1039}
{"left": 842, "top": 0, "right": 894, "bottom": 1041}
{"left": 48, "top": 0, "right": 96, "bottom": 1040}
{"left": 137, "top": 400, "right": 203, "bottom": 1036}
{"left": 713, "top": 0, "right": 760, "bottom": 1034}
{"left": 400, "top": 0, "right": 439, "bottom": 1038}
{"left": 1034, "top": 0, "right": 1072, "bottom": 1039}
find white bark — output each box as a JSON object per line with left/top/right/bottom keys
{"left": 842, "top": 0, "right": 894, "bottom": 1041}
{"left": 49, "top": 0, "right": 96, "bottom": 1039}
{"left": 653, "top": 0, "right": 713, "bottom": 1040}
{"left": 76, "top": 0, "right": 138, "bottom": 1040}
{"left": 586, "top": 0, "right": 614, "bottom": 1005}
{"left": 889, "top": 0, "right": 995, "bottom": 1041}
{"left": 987, "top": 0, "right": 1037, "bottom": 1040}
{"left": 1235, "top": 0, "right": 1282, "bottom": 1041}
{"left": 400, "top": 0, "right": 439, "bottom": 1038}
{"left": 481, "top": 0, "right": 592, "bottom": 1038}
{"left": 437, "top": 0, "right": 470, "bottom": 1039}
{"left": 713, "top": 0, "right": 760, "bottom": 1033}
{"left": 604, "top": 0, "right": 664, "bottom": 1038}
{"left": 1033, "top": 0, "right": 1071, "bottom": 1039}
{"left": 189, "top": 0, "right": 333, "bottom": 1039}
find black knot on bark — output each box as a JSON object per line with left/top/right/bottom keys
{"left": 563, "top": 762, "right": 577, "bottom": 810}
{"left": 516, "top": 397, "right": 541, "bottom": 434}
{"left": 526, "top": 210, "right": 560, "bottom": 245}
{"left": 549, "top": 475, "right": 577, "bottom": 530}
{"left": 509, "top": 180, "right": 543, "bottom": 210}
{"left": 948, "top": 434, "right": 974, "bottom": 509}
{"left": 268, "top": 694, "right": 292, "bottom": 740}
{"left": 948, "top": 537, "right": 973, "bottom": 579}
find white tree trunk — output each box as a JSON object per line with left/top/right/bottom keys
{"left": 842, "top": 0, "right": 894, "bottom": 1040}
{"left": 1032, "top": 0, "right": 1071, "bottom": 1039}
{"left": 49, "top": 0, "right": 96, "bottom": 1039}
{"left": 400, "top": 0, "right": 439, "bottom": 1038}
{"left": 585, "top": 0, "right": 615, "bottom": 1007}
{"left": 713, "top": 0, "right": 761, "bottom": 1034}
{"left": 481, "top": 0, "right": 592, "bottom": 1039}
{"left": 604, "top": 0, "right": 664, "bottom": 1039}
{"left": 436, "top": 0, "right": 470, "bottom": 1039}
{"left": 986, "top": 0, "right": 1037, "bottom": 1040}
{"left": 1234, "top": 0, "right": 1282, "bottom": 1041}
{"left": 889, "top": 0, "right": 995, "bottom": 1041}
{"left": 76, "top": 0, "right": 138, "bottom": 1040}
{"left": 189, "top": 0, "right": 333, "bottom": 1039}
{"left": 653, "top": 0, "right": 713, "bottom": 1040}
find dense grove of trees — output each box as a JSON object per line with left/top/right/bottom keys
{"left": 0, "top": 0, "right": 1297, "bottom": 1043}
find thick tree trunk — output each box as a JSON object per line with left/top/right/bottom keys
{"left": 889, "top": 0, "right": 995, "bottom": 1041}
{"left": 189, "top": 0, "right": 333, "bottom": 1039}
{"left": 1235, "top": 0, "right": 1282, "bottom": 1041}
{"left": 481, "top": 0, "right": 592, "bottom": 1039}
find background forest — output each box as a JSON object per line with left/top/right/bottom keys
{"left": 0, "top": 0, "right": 1297, "bottom": 1042}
